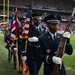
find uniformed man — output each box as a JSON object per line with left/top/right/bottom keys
{"left": 4, "top": 27, "right": 9, "bottom": 42}
{"left": 5, "top": 28, "right": 12, "bottom": 62}
{"left": 18, "top": 19, "right": 26, "bottom": 74}
{"left": 27, "top": 12, "right": 46, "bottom": 75}
{"left": 11, "top": 41, "right": 17, "bottom": 69}
{"left": 5, "top": 28, "right": 17, "bottom": 69}
{"left": 34, "top": 14, "right": 73, "bottom": 75}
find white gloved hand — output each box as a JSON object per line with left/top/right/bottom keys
{"left": 20, "top": 35, "right": 22, "bottom": 38}
{"left": 63, "top": 32, "right": 70, "bottom": 38}
{"left": 28, "top": 36, "right": 38, "bottom": 42}
{"left": 22, "top": 56, "right": 27, "bottom": 61}
{"left": 52, "top": 56, "right": 62, "bottom": 64}
{"left": 9, "top": 47, "right": 11, "bottom": 50}
{"left": 13, "top": 48, "right": 18, "bottom": 51}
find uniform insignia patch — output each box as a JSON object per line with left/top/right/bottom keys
{"left": 48, "top": 36, "right": 50, "bottom": 38}
{"left": 58, "top": 36, "right": 60, "bottom": 38}
{"left": 54, "top": 14, "right": 57, "bottom": 18}
{"left": 37, "top": 45, "right": 41, "bottom": 48}
{"left": 46, "top": 49, "right": 51, "bottom": 53}
{"left": 41, "top": 29, "right": 44, "bottom": 32}
{"left": 54, "top": 51, "right": 57, "bottom": 54}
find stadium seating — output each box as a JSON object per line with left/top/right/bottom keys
{"left": 0, "top": 0, "right": 75, "bottom": 11}
{"left": 0, "top": 0, "right": 75, "bottom": 33}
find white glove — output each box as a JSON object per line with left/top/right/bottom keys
{"left": 63, "top": 32, "right": 70, "bottom": 38}
{"left": 22, "top": 56, "right": 27, "bottom": 61}
{"left": 13, "top": 48, "right": 18, "bottom": 51}
{"left": 20, "top": 35, "right": 22, "bottom": 38}
{"left": 52, "top": 56, "right": 62, "bottom": 64}
{"left": 28, "top": 36, "right": 38, "bottom": 42}
{"left": 9, "top": 47, "right": 11, "bottom": 50}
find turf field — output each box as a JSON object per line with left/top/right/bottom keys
{"left": 0, "top": 33, "right": 75, "bottom": 75}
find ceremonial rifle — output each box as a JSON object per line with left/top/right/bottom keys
{"left": 52, "top": 7, "right": 75, "bottom": 75}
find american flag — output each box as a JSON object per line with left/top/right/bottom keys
{"left": 20, "top": 56, "right": 29, "bottom": 74}
{"left": 20, "top": 0, "right": 32, "bottom": 73}
{"left": 10, "top": 8, "right": 19, "bottom": 40}
{"left": 22, "top": 0, "right": 32, "bottom": 39}
{"left": 22, "top": 18, "right": 30, "bottom": 39}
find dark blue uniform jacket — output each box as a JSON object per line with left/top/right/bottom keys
{"left": 27, "top": 24, "right": 46, "bottom": 59}
{"left": 36, "top": 32, "right": 73, "bottom": 75}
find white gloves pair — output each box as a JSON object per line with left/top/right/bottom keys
{"left": 63, "top": 31, "right": 70, "bottom": 38}
{"left": 28, "top": 36, "right": 38, "bottom": 42}
{"left": 52, "top": 56, "right": 62, "bottom": 64}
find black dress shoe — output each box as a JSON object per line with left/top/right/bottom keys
{"left": 13, "top": 66, "right": 16, "bottom": 69}
{"left": 18, "top": 70, "right": 22, "bottom": 74}
{"left": 8, "top": 59, "right": 10, "bottom": 62}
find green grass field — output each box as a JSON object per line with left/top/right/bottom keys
{"left": 0, "top": 33, "right": 75, "bottom": 75}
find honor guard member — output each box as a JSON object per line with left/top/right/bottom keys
{"left": 27, "top": 12, "right": 46, "bottom": 75}
{"left": 4, "top": 27, "right": 9, "bottom": 42}
{"left": 35, "top": 14, "right": 73, "bottom": 75}
{"left": 5, "top": 29, "right": 17, "bottom": 69}
{"left": 18, "top": 19, "right": 26, "bottom": 73}
{"left": 11, "top": 41, "right": 17, "bottom": 69}
{"left": 5, "top": 28, "right": 12, "bottom": 62}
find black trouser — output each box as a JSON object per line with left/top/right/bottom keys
{"left": 13, "top": 54, "right": 16, "bottom": 68}
{"left": 27, "top": 58, "right": 42, "bottom": 75}
{"left": 8, "top": 49, "right": 12, "bottom": 61}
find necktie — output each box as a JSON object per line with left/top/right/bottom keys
{"left": 54, "top": 35, "right": 55, "bottom": 39}
{"left": 53, "top": 35, "right": 55, "bottom": 40}
{"left": 36, "top": 27, "right": 39, "bottom": 32}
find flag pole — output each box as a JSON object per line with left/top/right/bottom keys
{"left": 3, "top": 0, "right": 5, "bottom": 21}
{"left": 15, "top": 7, "right": 19, "bottom": 71}
{"left": 7, "top": 0, "right": 9, "bottom": 23}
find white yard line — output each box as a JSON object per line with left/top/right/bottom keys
{"left": 0, "top": 34, "right": 4, "bottom": 37}
{"left": 66, "top": 67, "right": 75, "bottom": 71}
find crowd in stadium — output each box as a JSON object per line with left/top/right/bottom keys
{"left": 0, "top": 0, "right": 75, "bottom": 33}
{"left": 0, "top": 0, "right": 75, "bottom": 11}
{"left": 10, "top": 0, "right": 75, "bottom": 11}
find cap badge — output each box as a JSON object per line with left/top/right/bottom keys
{"left": 46, "top": 49, "right": 51, "bottom": 53}
{"left": 54, "top": 14, "right": 57, "bottom": 18}
{"left": 48, "top": 36, "right": 50, "bottom": 38}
